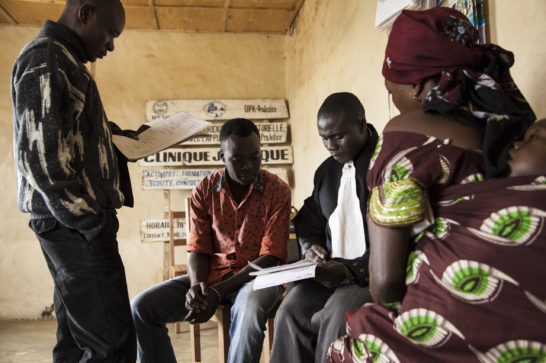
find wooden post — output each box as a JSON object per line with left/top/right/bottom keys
{"left": 190, "top": 323, "right": 201, "bottom": 363}
{"left": 163, "top": 190, "right": 171, "bottom": 281}
{"left": 215, "top": 305, "right": 231, "bottom": 363}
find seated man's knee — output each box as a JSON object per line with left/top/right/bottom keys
{"left": 276, "top": 295, "right": 300, "bottom": 323}
{"left": 234, "top": 288, "right": 279, "bottom": 327}
{"left": 236, "top": 293, "right": 267, "bottom": 320}
{"left": 131, "top": 291, "right": 156, "bottom": 324}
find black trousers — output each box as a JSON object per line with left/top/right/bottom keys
{"left": 270, "top": 280, "right": 372, "bottom": 363}
{"left": 30, "top": 212, "right": 136, "bottom": 363}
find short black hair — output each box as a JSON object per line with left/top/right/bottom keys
{"left": 317, "top": 92, "right": 366, "bottom": 125}
{"left": 219, "top": 118, "right": 260, "bottom": 142}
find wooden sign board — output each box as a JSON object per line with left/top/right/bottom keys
{"left": 146, "top": 99, "right": 288, "bottom": 121}
{"left": 139, "top": 146, "right": 293, "bottom": 167}
{"left": 142, "top": 169, "right": 215, "bottom": 190}
{"left": 182, "top": 121, "right": 287, "bottom": 145}
{"left": 142, "top": 167, "right": 290, "bottom": 190}
{"left": 140, "top": 218, "right": 186, "bottom": 243}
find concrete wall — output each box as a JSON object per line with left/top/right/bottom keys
{"left": 1, "top": 0, "right": 545, "bottom": 319}
{"left": 0, "top": 26, "right": 285, "bottom": 319}
{"left": 286, "top": 0, "right": 546, "bottom": 207}
{"left": 284, "top": 0, "right": 390, "bottom": 205}
{"left": 488, "top": 0, "right": 546, "bottom": 116}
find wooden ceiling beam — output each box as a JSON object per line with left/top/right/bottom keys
{"left": 229, "top": 0, "right": 298, "bottom": 10}
{"left": 151, "top": 0, "right": 160, "bottom": 29}
{"left": 152, "top": 0, "right": 225, "bottom": 7}
{"left": 0, "top": 4, "right": 18, "bottom": 24}
{"left": 0, "top": 0, "right": 305, "bottom": 33}
{"left": 222, "top": 0, "right": 230, "bottom": 32}
{"left": 288, "top": 0, "right": 304, "bottom": 35}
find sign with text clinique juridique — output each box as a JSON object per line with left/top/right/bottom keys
{"left": 138, "top": 146, "right": 293, "bottom": 167}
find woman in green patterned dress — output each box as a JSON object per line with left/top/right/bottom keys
{"left": 327, "top": 7, "right": 544, "bottom": 363}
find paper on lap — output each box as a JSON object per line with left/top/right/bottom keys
{"left": 249, "top": 260, "right": 317, "bottom": 290}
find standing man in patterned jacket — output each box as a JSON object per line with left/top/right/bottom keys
{"left": 11, "top": 0, "right": 136, "bottom": 362}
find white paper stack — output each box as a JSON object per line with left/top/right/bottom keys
{"left": 249, "top": 260, "right": 317, "bottom": 290}
{"left": 375, "top": 0, "right": 437, "bottom": 30}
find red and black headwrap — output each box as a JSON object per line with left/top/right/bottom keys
{"left": 383, "top": 7, "right": 536, "bottom": 178}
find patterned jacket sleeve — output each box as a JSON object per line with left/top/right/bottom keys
{"left": 12, "top": 41, "right": 106, "bottom": 239}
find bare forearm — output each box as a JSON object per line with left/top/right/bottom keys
{"left": 370, "top": 260, "right": 407, "bottom": 304}
{"left": 188, "top": 252, "right": 210, "bottom": 286}
{"left": 212, "top": 254, "right": 279, "bottom": 297}
{"left": 368, "top": 216, "right": 411, "bottom": 304}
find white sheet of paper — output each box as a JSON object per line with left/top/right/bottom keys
{"left": 249, "top": 259, "right": 316, "bottom": 276}
{"left": 113, "top": 112, "right": 210, "bottom": 161}
{"left": 251, "top": 260, "right": 317, "bottom": 290}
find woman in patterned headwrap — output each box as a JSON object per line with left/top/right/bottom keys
{"left": 327, "top": 7, "right": 545, "bottom": 363}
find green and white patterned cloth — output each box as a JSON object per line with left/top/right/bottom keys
{"left": 329, "top": 132, "right": 546, "bottom": 363}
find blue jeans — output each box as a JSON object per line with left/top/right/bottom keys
{"left": 131, "top": 275, "right": 282, "bottom": 363}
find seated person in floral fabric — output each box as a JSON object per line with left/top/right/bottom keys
{"left": 328, "top": 117, "right": 546, "bottom": 362}
{"left": 326, "top": 6, "right": 544, "bottom": 363}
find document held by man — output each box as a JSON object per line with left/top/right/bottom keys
{"left": 113, "top": 112, "right": 210, "bottom": 161}
{"left": 249, "top": 260, "right": 317, "bottom": 290}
